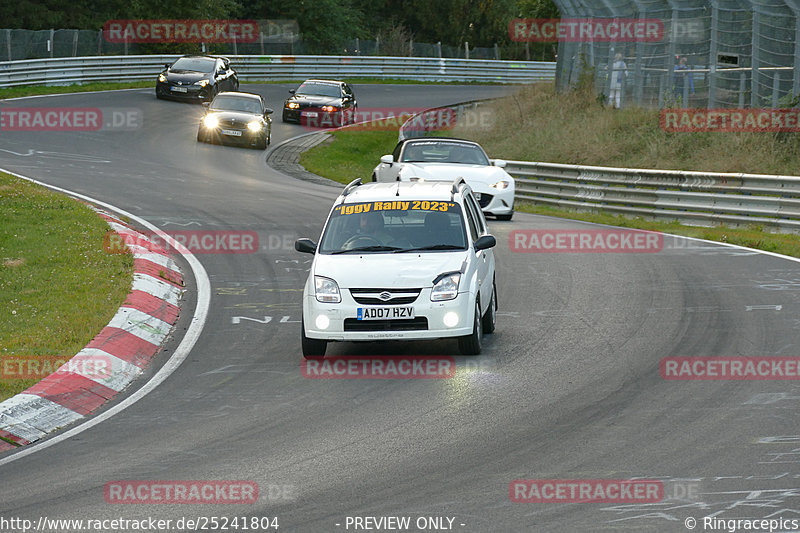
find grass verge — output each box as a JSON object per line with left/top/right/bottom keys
{"left": 0, "top": 81, "right": 153, "bottom": 100}
{"left": 0, "top": 173, "right": 134, "bottom": 403}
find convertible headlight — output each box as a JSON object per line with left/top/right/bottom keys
{"left": 247, "top": 121, "right": 263, "bottom": 132}
{"left": 158, "top": 73, "right": 166, "bottom": 82}
{"left": 491, "top": 180, "right": 511, "bottom": 190}
{"left": 202, "top": 115, "right": 219, "bottom": 129}
{"left": 314, "top": 276, "right": 341, "bottom": 303}
{"left": 431, "top": 273, "right": 461, "bottom": 302}
{"left": 194, "top": 79, "right": 209, "bottom": 87}
{"left": 321, "top": 105, "right": 339, "bottom": 112}
{"left": 286, "top": 102, "right": 299, "bottom": 109}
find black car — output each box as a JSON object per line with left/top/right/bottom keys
{"left": 282, "top": 79, "right": 357, "bottom": 127}
{"left": 156, "top": 55, "right": 239, "bottom": 102}
{"left": 197, "top": 92, "right": 273, "bottom": 149}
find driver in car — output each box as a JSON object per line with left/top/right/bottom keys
{"left": 357, "top": 211, "right": 393, "bottom": 244}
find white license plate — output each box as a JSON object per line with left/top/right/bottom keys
{"left": 302, "top": 111, "right": 318, "bottom": 118}
{"left": 357, "top": 307, "right": 415, "bottom": 320}
{"left": 170, "top": 86, "right": 188, "bottom": 93}
{"left": 221, "top": 129, "right": 242, "bottom": 136}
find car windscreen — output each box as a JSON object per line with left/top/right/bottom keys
{"left": 400, "top": 141, "right": 490, "bottom": 165}
{"left": 170, "top": 58, "right": 215, "bottom": 73}
{"left": 318, "top": 201, "right": 467, "bottom": 254}
{"left": 210, "top": 96, "right": 262, "bottom": 114}
{"left": 296, "top": 82, "right": 341, "bottom": 97}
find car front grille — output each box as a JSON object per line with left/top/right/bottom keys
{"left": 344, "top": 317, "right": 428, "bottom": 331}
{"left": 349, "top": 288, "right": 421, "bottom": 305}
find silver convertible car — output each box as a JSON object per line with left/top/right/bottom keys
{"left": 371, "top": 137, "right": 515, "bottom": 220}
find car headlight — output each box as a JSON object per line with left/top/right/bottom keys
{"left": 431, "top": 272, "right": 461, "bottom": 302}
{"left": 158, "top": 74, "right": 166, "bottom": 83}
{"left": 286, "top": 102, "right": 299, "bottom": 109}
{"left": 321, "top": 105, "right": 339, "bottom": 112}
{"left": 491, "top": 180, "right": 511, "bottom": 190}
{"left": 247, "top": 121, "right": 263, "bottom": 132}
{"left": 194, "top": 79, "right": 209, "bottom": 87}
{"left": 314, "top": 276, "right": 341, "bottom": 303}
{"left": 202, "top": 115, "right": 219, "bottom": 129}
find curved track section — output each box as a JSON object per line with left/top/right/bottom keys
{"left": 1, "top": 84, "right": 800, "bottom": 532}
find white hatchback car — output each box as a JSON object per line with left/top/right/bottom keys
{"left": 371, "top": 137, "right": 515, "bottom": 220}
{"left": 295, "top": 178, "right": 498, "bottom": 358}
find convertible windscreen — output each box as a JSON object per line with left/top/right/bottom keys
{"left": 296, "top": 83, "right": 341, "bottom": 97}
{"left": 210, "top": 96, "right": 262, "bottom": 114}
{"left": 400, "top": 141, "right": 490, "bottom": 165}
{"left": 319, "top": 201, "right": 467, "bottom": 254}
{"left": 171, "top": 58, "right": 215, "bottom": 73}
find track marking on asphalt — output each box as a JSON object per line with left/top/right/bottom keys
{"left": 0, "top": 168, "right": 210, "bottom": 466}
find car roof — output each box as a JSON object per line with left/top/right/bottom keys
{"left": 337, "top": 181, "right": 471, "bottom": 204}
{"left": 215, "top": 91, "right": 261, "bottom": 100}
{"left": 401, "top": 137, "right": 481, "bottom": 147}
{"left": 300, "top": 79, "right": 344, "bottom": 86}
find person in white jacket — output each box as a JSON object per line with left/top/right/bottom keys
{"left": 609, "top": 53, "right": 628, "bottom": 109}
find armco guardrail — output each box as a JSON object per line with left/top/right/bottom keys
{"left": 0, "top": 55, "right": 555, "bottom": 87}
{"left": 508, "top": 161, "right": 800, "bottom": 232}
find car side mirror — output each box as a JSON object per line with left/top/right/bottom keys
{"left": 492, "top": 159, "right": 507, "bottom": 168}
{"left": 164, "top": 63, "right": 171, "bottom": 69}
{"left": 289, "top": 89, "right": 296, "bottom": 94}
{"left": 474, "top": 235, "right": 496, "bottom": 251}
{"left": 380, "top": 155, "right": 394, "bottom": 166}
{"left": 295, "top": 238, "right": 317, "bottom": 254}
{"left": 201, "top": 102, "right": 210, "bottom": 109}
{"left": 265, "top": 108, "right": 274, "bottom": 115}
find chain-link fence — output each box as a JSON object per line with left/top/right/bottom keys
{"left": 0, "top": 28, "right": 505, "bottom": 62}
{"left": 552, "top": 0, "right": 800, "bottom": 109}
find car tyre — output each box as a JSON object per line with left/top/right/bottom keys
{"left": 196, "top": 129, "right": 205, "bottom": 143}
{"left": 458, "top": 299, "right": 483, "bottom": 355}
{"left": 481, "top": 280, "right": 497, "bottom": 334}
{"left": 301, "top": 318, "right": 327, "bottom": 359}
{"left": 255, "top": 134, "right": 268, "bottom": 150}
{"left": 495, "top": 211, "right": 513, "bottom": 221}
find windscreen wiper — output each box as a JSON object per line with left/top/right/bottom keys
{"left": 394, "top": 244, "right": 464, "bottom": 253}
{"left": 331, "top": 245, "right": 403, "bottom": 254}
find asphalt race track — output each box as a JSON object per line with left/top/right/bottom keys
{"left": 2, "top": 83, "right": 800, "bottom": 532}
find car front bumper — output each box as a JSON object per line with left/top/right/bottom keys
{"left": 156, "top": 82, "right": 212, "bottom": 101}
{"left": 303, "top": 288, "right": 475, "bottom": 342}
{"left": 473, "top": 185, "right": 515, "bottom": 216}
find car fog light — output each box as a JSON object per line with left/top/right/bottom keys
{"left": 443, "top": 312, "right": 459, "bottom": 328}
{"left": 315, "top": 315, "right": 330, "bottom": 330}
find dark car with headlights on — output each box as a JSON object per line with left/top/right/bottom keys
{"left": 156, "top": 55, "right": 238, "bottom": 102}
{"left": 197, "top": 92, "right": 273, "bottom": 149}
{"left": 282, "top": 79, "right": 357, "bottom": 127}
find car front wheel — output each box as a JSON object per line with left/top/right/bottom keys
{"left": 458, "top": 299, "right": 483, "bottom": 355}
{"left": 301, "top": 318, "right": 327, "bottom": 359}
{"left": 482, "top": 281, "right": 496, "bottom": 334}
